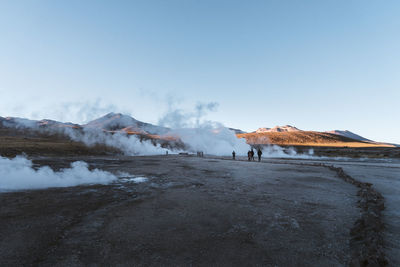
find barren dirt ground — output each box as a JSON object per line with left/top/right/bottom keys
{"left": 333, "top": 161, "right": 400, "bottom": 266}
{"left": 1, "top": 155, "right": 397, "bottom": 266}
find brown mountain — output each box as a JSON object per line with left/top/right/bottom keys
{"left": 237, "top": 130, "right": 395, "bottom": 147}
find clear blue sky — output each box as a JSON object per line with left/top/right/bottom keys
{"left": 0, "top": 0, "right": 399, "bottom": 143}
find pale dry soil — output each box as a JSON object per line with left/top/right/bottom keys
{"left": 0, "top": 155, "right": 361, "bottom": 266}
{"left": 333, "top": 161, "right": 400, "bottom": 266}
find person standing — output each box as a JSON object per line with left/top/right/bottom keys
{"left": 232, "top": 150, "right": 236, "bottom": 160}
{"left": 257, "top": 148, "right": 262, "bottom": 162}
{"left": 250, "top": 149, "right": 255, "bottom": 161}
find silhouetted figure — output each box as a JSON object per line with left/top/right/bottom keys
{"left": 247, "top": 150, "right": 251, "bottom": 161}
{"left": 250, "top": 149, "right": 255, "bottom": 161}
{"left": 232, "top": 151, "right": 236, "bottom": 160}
{"left": 257, "top": 148, "right": 262, "bottom": 162}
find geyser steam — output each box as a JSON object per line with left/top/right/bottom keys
{"left": 0, "top": 156, "right": 117, "bottom": 191}
{"left": 66, "top": 128, "right": 171, "bottom": 156}
{"left": 158, "top": 102, "right": 249, "bottom": 155}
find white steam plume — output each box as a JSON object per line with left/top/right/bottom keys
{"left": 0, "top": 156, "right": 117, "bottom": 191}
{"left": 261, "top": 145, "right": 306, "bottom": 158}
{"left": 65, "top": 128, "right": 172, "bottom": 155}
{"left": 158, "top": 102, "right": 250, "bottom": 156}
{"left": 259, "top": 145, "right": 359, "bottom": 160}
{"left": 172, "top": 123, "right": 249, "bottom": 156}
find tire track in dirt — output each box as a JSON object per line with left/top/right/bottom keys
{"left": 318, "top": 163, "right": 387, "bottom": 266}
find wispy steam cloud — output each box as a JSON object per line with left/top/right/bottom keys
{"left": 158, "top": 101, "right": 218, "bottom": 129}
{"left": 194, "top": 102, "right": 219, "bottom": 127}
{"left": 33, "top": 99, "right": 121, "bottom": 124}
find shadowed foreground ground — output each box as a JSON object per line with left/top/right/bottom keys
{"left": 0, "top": 155, "right": 365, "bottom": 266}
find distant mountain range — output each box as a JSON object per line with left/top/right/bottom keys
{"left": 254, "top": 125, "right": 375, "bottom": 142}
{"left": 239, "top": 126, "right": 397, "bottom": 147}
{"left": 0, "top": 113, "right": 397, "bottom": 147}
{"left": 0, "top": 113, "right": 168, "bottom": 135}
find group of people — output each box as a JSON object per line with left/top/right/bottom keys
{"left": 248, "top": 148, "right": 262, "bottom": 162}
{"left": 231, "top": 148, "right": 263, "bottom": 162}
